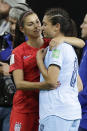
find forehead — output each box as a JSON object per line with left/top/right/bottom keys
{"left": 84, "top": 14, "right": 87, "bottom": 22}
{"left": 24, "top": 13, "right": 39, "bottom": 23}
{"left": 43, "top": 15, "right": 50, "bottom": 22}
{"left": 9, "top": 17, "right": 17, "bottom": 24}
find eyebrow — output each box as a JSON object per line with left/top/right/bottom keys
{"left": 25, "top": 22, "right": 33, "bottom": 23}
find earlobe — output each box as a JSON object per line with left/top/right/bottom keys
{"left": 56, "top": 23, "right": 60, "bottom": 31}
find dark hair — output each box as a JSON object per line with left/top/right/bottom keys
{"left": 45, "top": 8, "right": 82, "bottom": 64}
{"left": 44, "top": 8, "right": 72, "bottom": 36}
{"left": 13, "top": 22, "right": 25, "bottom": 48}
{"left": 13, "top": 10, "right": 34, "bottom": 48}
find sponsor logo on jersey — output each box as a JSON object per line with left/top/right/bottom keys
{"left": 23, "top": 55, "right": 31, "bottom": 59}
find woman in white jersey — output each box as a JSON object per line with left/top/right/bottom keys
{"left": 36, "top": 8, "right": 83, "bottom": 131}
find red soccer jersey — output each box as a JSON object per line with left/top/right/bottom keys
{"left": 10, "top": 38, "right": 50, "bottom": 113}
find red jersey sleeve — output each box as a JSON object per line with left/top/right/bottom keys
{"left": 10, "top": 48, "right": 23, "bottom": 73}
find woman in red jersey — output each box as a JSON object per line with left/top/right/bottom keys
{"left": 9, "top": 10, "right": 58, "bottom": 131}
{"left": 9, "top": 10, "right": 85, "bottom": 131}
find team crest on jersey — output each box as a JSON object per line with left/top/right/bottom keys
{"left": 52, "top": 49, "right": 60, "bottom": 58}
{"left": 10, "top": 54, "right": 15, "bottom": 65}
{"left": 14, "top": 122, "right": 21, "bottom": 131}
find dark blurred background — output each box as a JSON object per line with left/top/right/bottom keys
{"left": 26, "top": 0, "right": 87, "bottom": 37}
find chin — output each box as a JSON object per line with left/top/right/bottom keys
{"left": 36, "top": 32, "right": 41, "bottom": 37}
{"left": 82, "top": 35, "right": 87, "bottom": 40}
{"left": 43, "top": 34, "right": 50, "bottom": 38}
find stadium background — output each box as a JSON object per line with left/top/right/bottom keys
{"left": 26, "top": 0, "right": 87, "bottom": 37}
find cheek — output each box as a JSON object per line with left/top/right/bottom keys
{"left": 83, "top": 27, "right": 87, "bottom": 33}
{"left": 85, "top": 26, "right": 87, "bottom": 31}
{"left": 85, "top": 30, "right": 87, "bottom": 36}
{"left": 83, "top": 25, "right": 87, "bottom": 29}
{"left": 24, "top": 27, "right": 31, "bottom": 34}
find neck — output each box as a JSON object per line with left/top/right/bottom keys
{"left": 55, "top": 32, "right": 64, "bottom": 38}
{"left": 27, "top": 35, "right": 44, "bottom": 48}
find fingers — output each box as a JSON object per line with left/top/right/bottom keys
{"left": 57, "top": 81, "right": 61, "bottom": 87}
{"left": 51, "top": 81, "right": 61, "bottom": 89}
{"left": 49, "top": 40, "right": 57, "bottom": 50}
{"left": 41, "top": 49, "right": 45, "bottom": 53}
{"left": 38, "top": 48, "right": 46, "bottom": 56}
{"left": 0, "top": 62, "right": 4, "bottom": 65}
{"left": 0, "top": 62, "right": 9, "bottom": 75}
{"left": 48, "top": 81, "right": 61, "bottom": 90}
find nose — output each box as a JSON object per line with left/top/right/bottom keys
{"left": 80, "top": 24, "right": 83, "bottom": 28}
{"left": 35, "top": 22, "right": 41, "bottom": 28}
{"left": 80, "top": 23, "right": 83, "bottom": 29}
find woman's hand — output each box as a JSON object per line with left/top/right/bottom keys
{"left": 36, "top": 48, "right": 47, "bottom": 68}
{"left": 36, "top": 48, "right": 47, "bottom": 61}
{"left": 49, "top": 36, "right": 64, "bottom": 50}
{"left": 0, "top": 62, "right": 9, "bottom": 75}
{"left": 44, "top": 81, "right": 61, "bottom": 90}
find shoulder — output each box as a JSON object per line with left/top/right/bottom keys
{"left": 54, "top": 43, "right": 74, "bottom": 57}
{"left": 56, "top": 42, "right": 73, "bottom": 50}
{"left": 12, "top": 42, "right": 27, "bottom": 53}
{"left": 43, "top": 38, "right": 51, "bottom": 43}
{"left": 43, "top": 38, "right": 51, "bottom": 47}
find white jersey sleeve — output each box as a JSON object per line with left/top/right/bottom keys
{"left": 48, "top": 45, "right": 64, "bottom": 68}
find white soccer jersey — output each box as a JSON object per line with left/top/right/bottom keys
{"left": 40, "top": 43, "right": 81, "bottom": 121}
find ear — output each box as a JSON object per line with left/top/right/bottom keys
{"left": 55, "top": 23, "right": 60, "bottom": 31}
{"left": 19, "top": 26, "right": 24, "bottom": 33}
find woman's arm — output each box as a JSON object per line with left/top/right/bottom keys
{"left": 77, "top": 74, "right": 83, "bottom": 92}
{"left": 63, "top": 37, "right": 85, "bottom": 48}
{"left": 36, "top": 48, "right": 60, "bottom": 84}
{"left": 36, "top": 48, "right": 48, "bottom": 80}
{"left": 13, "top": 69, "right": 59, "bottom": 90}
{"left": 49, "top": 36, "right": 85, "bottom": 50}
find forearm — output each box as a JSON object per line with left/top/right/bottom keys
{"left": 16, "top": 80, "right": 41, "bottom": 90}
{"left": 77, "top": 74, "right": 83, "bottom": 92}
{"left": 64, "top": 37, "right": 85, "bottom": 48}
{"left": 37, "top": 59, "right": 48, "bottom": 81}
{"left": 13, "top": 69, "right": 50, "bottom": 90}
{"left": 15, "top": 80, "right": 55, "bottom": 90}
{"left": 37, "top": 60, "right": 60, "bottom": 85}
{"left": 13, "top": 68, "right": 56, "bottom": 90}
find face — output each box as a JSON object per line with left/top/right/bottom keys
{"left": 22, "top": 13, "right": 41, "bottom": 38}
{"left": 42, "top": 15, "right": 56, "bottom": 38}
{"left": 9, "top": 17, "right": 17, "bottom": 38}
{"left": 80, "top": 14, "right": 87, "bottom": 39}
